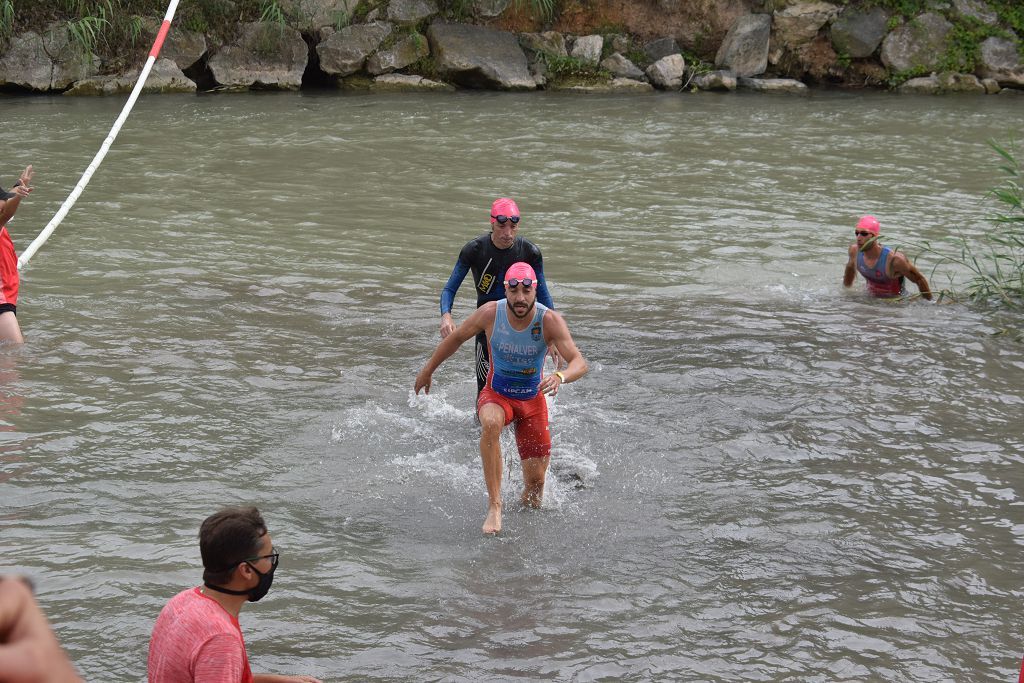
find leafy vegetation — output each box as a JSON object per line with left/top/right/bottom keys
{"left": 0, "top": 0, "right": 14, "bottom": 43}
{"left": 65, "top": 14, "right": 107, "bottom": 60}
{"left": 881, "top": 5, "right": 1016, "bottom": 88}
{"left": 515, "top": 0, "right": 558, "bottom": 21}
{"left": 542, "top": 53, "right": 610, "bottom": 86}
{"left": 915, "top": 141, "right": 1024, "bottom": 309}
{"left": 258, "top": 0, "right": 286, "bottom": 28}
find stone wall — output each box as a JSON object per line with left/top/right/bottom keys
{"left": 0, "top": 0, "right": 1020, "bottom": 95}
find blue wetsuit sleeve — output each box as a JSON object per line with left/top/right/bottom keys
{"left": 534, "top": 261, "right": 554, "bottom": 309}
{"left": 440, "top": 260, "right": 470, "bottom": 314}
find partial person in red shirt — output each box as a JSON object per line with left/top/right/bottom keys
{"left": 147, "top": 507, "right": 321, "bottom": 683}
{"left": 0, "top": 165, "right": 34, "bottom": 344}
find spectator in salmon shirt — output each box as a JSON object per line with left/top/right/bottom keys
{"left": 147, "top": 506, "right": 321, "bottom": 683}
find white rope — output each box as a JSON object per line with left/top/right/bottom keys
{"left": 17, "top": 0, "right": 180, "bottom": 270}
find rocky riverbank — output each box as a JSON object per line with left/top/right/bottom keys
{"left": 0, "top": 0, "right": 1021, "bottom": 96}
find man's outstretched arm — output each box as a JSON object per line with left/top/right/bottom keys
{"left": 416, "top": 303, "right": 494, "bottom": 394}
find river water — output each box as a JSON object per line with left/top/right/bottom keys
{"left": 1, "top": 90, "right": 1022, "bottom": 681}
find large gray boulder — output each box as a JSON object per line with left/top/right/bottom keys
{"left": 386, "top": 0, "right": 437, "bottom": 25}
{"left": 976, "top": 36, "right": 1024, "bottom": 87}
{"left": 880, "top": 13, "right": 954, "bottom": 73}
{"left": 317, "top": 21, "right": 393, "bottom": 76}
{"left": 738, "top": 76, "right": 809, "bottom": 93}
{"left": 64, "top": 58, "right": 196, "bottom": 95}
{"left": 609, "top": 77, "right": 654, "bottom": 92}
{"left": 600, "top": 52, "right": 644, "bottom": 80}
{"left": 571, "top": 35, "right": 603, "bottom": 66}
{"left": 715, "top": 14, "right": 771, "bottom": 77}
{"left": 371, "top": 73, "right": 454, "bottom": 91}
{"left": 366, "top": 33, "right": 429, "bottom": 75}
{"left": 550, "top": 78, "right": 652, "bottom": 93}
{"left": 472, "top": 0, "right": 511, "bottom": 17}
{"left": 0, "top": 25, "right": 99, "bottom": 91}
{"left": 208, "top": 22, "right": 308, "bottom": 90}
{"left": 644, "top": 37, "right": 681, "bottom": 62}
{"left": 898, "top": 72, "right": 987, "bottom": 94}
{"left": 279, "top": 0, "right": 359, "bottom": 34}
{"left": 426, "top": 23, "right": 534, "bottom": 90}
{"left": 952, "top": 0, "right": 998, "bottom": 26}
{"left": 161, "top": 27, "right": 207, "bottom": 71}
{"left": 773, "top": 2, "right": 839, "bottom": 49}
{"left": 830, "top": 6, "right": 889, "bottom": 58}
{"left": 646, "top": 53, "right": 685, "bottom": 89}
{"left": 692, "top": 69, "right": 737, "bottom": 91}
{"left": 519, "top": 32, "right": 567, "bottom": 59}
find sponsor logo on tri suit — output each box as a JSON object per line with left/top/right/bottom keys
{"left": 530, "top": 323, "right": 541, "bottom": 341}
{"left": 497, "top": 342, "right": 540, "bottom": 356}
{"left": 478, "top": 273, "right": 494, "bottom": 293}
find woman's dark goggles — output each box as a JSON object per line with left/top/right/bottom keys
{"left": 505, "top": 278, "right": 534, "bottom": 289}
{"left": 492, "top": 214, "right": 520, "bottom": 225}
{"left": 854, "top": 230, "right": 874, "bottom": 237}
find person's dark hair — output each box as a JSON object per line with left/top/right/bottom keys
{"left": 199, "top": 507, "right": 267, "bottom": 585}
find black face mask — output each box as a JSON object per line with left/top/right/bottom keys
{"left": 205, "top": 561, "right": 276, "bottom": 602}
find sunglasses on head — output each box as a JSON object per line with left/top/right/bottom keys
{"left": 855, "top": 230, "right": 874, "bottom": 237}
{"left": 492, "top": 214, "right": 520, "bottom": 225}
{"left": 505, "top": 278, "right": 533, "bottom": 289}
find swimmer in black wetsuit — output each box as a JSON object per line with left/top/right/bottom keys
{"left": 439, "top": 197, "right": 554, "bottom": 394}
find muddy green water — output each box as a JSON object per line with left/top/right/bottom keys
{"left": 1, "top": 90, "right": 1022, "bottom": 681}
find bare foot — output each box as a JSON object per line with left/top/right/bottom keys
{"left": 521, "top": 486, "right": 543, "bottom": 508}
{"left": 482, "top": 503, "right": 502, "bottom": 534}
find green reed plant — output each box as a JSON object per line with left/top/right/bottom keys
{"left": 0, "top": 0, "right": 14, "bottom": 41}
{"left": 66, "top": 13, "right": 108, "bottom": 59}
{"left": 515, "top": 0, "right": 557, "bottom": 21}
{"left": 916, "top": 141, "right": 1024, "bottom": 308}
{"left": 331, "top": 9, "right": 350, "bottom": 31}
{"left": 259, "top": 0, "right": 286, "bottom": 27}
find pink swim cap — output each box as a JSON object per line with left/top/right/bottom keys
{"left": 504, "top": 261, "right": 536, "bottom": 283}
{"left": 491, "top": 197, "right": 520, "bottom": 223}
{"left": 856, "top": 215, "right": 881, "bottom": 235}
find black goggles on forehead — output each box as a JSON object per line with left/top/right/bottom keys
{"left": 491, "top": 214, "right": 520, "bottom": 225}
{"left": 505, "top": 277, "right": 534, "bottom": 289}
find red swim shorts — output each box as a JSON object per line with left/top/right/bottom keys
{"left": 0, "top": 227, "right": 19, "bottom": 308}
{"left": 477, "top": 386, "right": 551, "bottom": 460}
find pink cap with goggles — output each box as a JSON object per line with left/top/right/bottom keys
{"left": 856, "top": 215, "right": 881, "bottom": 235}
{"left": 491, "top": 198, "right": 520, "bottom": 224}
{"left": 504, "top": 262, "right": 536, "bottom": 286}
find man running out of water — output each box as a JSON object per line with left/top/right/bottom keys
{"left": 416, "top": 262, "right": 587, "bottom": 535}
{"left": 843, "top": 215, "right": 932, "bottom": 300}
{"left": 439, "top": 197, "right": 554, "bottom": 395}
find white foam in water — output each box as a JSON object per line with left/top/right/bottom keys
{"left": 391, "top": 448, "right": 481, "bottom": 493}
{"left": 331, "top": 401, "right": 437, "bottom": 444}
{"left": 324, "top": 370, "right": 602, "bottom": 515}
{"left": 407, "top": 388, "right": 474, "bottom": 422}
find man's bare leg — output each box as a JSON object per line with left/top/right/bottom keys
{"left": 478, "top": 403, "right": 506, "bottom": 534}
{"left": 0, "top": 312, "right": 24, "bottom": 344}
{"left": 521, "top": 456, "right": 550, "bottom": 508}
